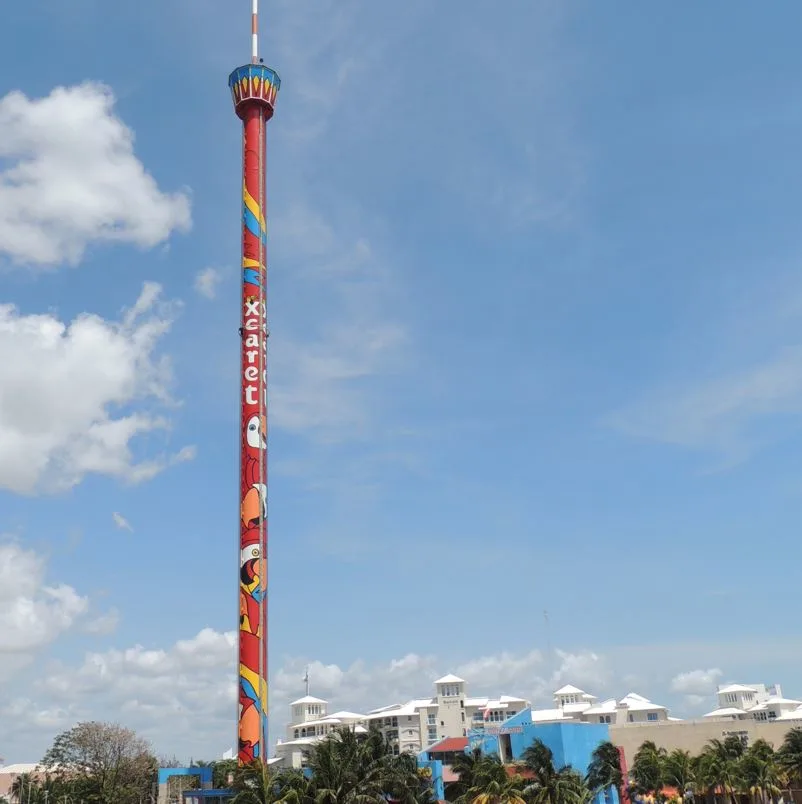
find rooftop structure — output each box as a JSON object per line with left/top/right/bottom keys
{"left": 702, "top": 682, "right": 802, "bottom": 722}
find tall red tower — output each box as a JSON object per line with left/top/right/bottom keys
{"left": 228, "top": 0, "right": 280, "bottom": 766}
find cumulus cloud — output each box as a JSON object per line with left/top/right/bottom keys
{"left": 194, "top": 267, "right": 223, "bottom": 300}
{"left": 670, "top": 668, "right": 723, "bottom": 695}
{"left": 112, "top": 512, "right": 133, "bottom": 532}
{"left": 0, "top": 83, "right": 191, "bottom": 266}
{"left": 0, "top": 627, "right": 625, "bottom": 762}
{"left": 0, "top": 282, "right": 195, "bottom": 494}
{"left": 0, "top": 542, "right": 90, "bottom": 674}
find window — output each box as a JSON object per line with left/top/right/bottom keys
{"left": 461, "top": 712, "right": 465, "bottom": 721}
{"left": 647, "top": 713, "right": 658, "bottom": 722}
{"left": 427, "top": 714, "right": 436, "bottom": 725}
{"left": 427, "top": 728, "right": 437, "bottom": 742}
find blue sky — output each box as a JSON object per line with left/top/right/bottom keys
{"left": 4, "top": 0, "right": 802, "bottom": 762}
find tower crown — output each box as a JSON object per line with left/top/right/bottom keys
{"left": 229, "top": 64, "right": 281, "bottom": 120}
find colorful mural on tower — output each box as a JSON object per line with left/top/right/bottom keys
{"left": 230, "top": 59, "right": 279, "bottom": 768}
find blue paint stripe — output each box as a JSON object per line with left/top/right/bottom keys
{"left": 243, "top": 268, "right": 261, "bottom": 287}
{"left": 244, "top": 208, "right": 267, "bottom": 243}
{"left": 241, "top": 677, "right": 263, "bottom": 714}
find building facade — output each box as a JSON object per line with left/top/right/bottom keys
{"left": 273, "top": 674, "right": 530, "bottom": 767}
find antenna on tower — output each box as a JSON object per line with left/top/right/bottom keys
{"left": 304, "top": 666, "right": 310, "bottom": 697}
{"left": 251, "top": 0, "right": 259, "bottom": 64}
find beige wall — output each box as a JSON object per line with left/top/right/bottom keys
{"left": 611, "top": 718, "right": 802, "bottom": 763}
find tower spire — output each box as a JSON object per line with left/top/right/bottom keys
{"left": 251, "top": 0, "right": 259, "bottom": 63}
{"left": 304, "top": 666, "right": 310, "bottom": 697}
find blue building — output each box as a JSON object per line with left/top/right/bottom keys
{"left": 467, "top": 709, "right": 620, "bottom": 804}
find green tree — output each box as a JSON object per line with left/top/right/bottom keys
{"left": 586, "top": 742, "right": 624, "bottom": 801}
{"left": 629, "top": 742, "right": 666, "bottom": 799}
{"left": 304, "top": 727, "right": 426, "bottom": 804}
{"left": 663, "top": 749, "right": 697, "bottom": 804}
{"left": 696, "top": 738, "right": 744, "bottom": 804}
{"left": 451, "top": 748, "right": 509, "bottom": 802}
{"left": 517, "top": 739, "right": 589, "bottom": 804}
{"left": 777, "top": 728, "right": 802, "bottom": 787}
{"left": 737, "top": 740, "right": 784, "bottom": 804}
{"left": 42, "top": 721, "right": 157, "bottom": 804}
{"left": 213, "top": 759, "right": 239, "bottom": 790}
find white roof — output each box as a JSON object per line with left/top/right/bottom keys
{"left": 777, "top": 707, "right": 802, "bottom": 721}
{"left": 554, "top": 684, "right": 586, "bottom": 695}
{"left": 327, "top": 711, "right": 366, "bottom": 720}
{"left": 290, "top": 695, "right": 327, "bottom": 705}
{"left": 530, "top": 708, "right": 569, "bottom": 723}
{"left": 703, "top": 707, "right": 747, "bottom": 718}
{"left": 584, "top": 693, "right": 666, "bottom": 715}
{"left": 717, "top": 684, "right": 758, "bottom": 694}
{"left": 584, "top": 698, "right": 618, "bottom": 715}
{"left": 620, "top": 693, "right": 667, "bottom": 712}
{"left": 760, "top": 696, "right": 801, "bottom": 706}
{"left": 365, "top": 703, "right": 419, "bottom": 719}
{"left": 435, "top": 674, "right": 465, "bottom": 684}
{"left": 0, "top": 764, "right": 40, "bottom": 774}
{"left": 292, "top": 717, "right": 344, "bottom": 729}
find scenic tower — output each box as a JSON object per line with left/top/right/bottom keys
{"left": 228, "top": 0, "right": 280, "bottom": 766}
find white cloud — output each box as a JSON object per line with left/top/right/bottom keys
{"left": 0, "top": 542, "right": 90, "bottom": 673}
{"left": 670, "top": 668, "right": 723, "bottom": 695}
{"left": 9, "top": 628, "right": 802, "bottom": 762}
{"left": 0, "top": 282, "right": 195, "bottom": 494}
{"left": 194, "top": 267, "right": 223, "bottom": 300}
{"left": 0, "top": 83, "right": 191, "bottom": 266}
{"left": 83, "top": 609, "right": 120, "bottom": 636}
{"left": 112, "top": 512, "right": 133, "bottom": 532}
{"left": 608, "top": 346, "right": 802, "bottom": 461}
{"left": 0, "top": 630, "right": 661, "bottom": 762}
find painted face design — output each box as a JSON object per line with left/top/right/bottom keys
{"left": 246, "top": 414, "right": 266, "bottom": 450}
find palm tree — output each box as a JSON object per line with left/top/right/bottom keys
{"left": 777, "top": 728, "right": 802, "bottom": 788}
{"left": 460, "top": 776, "right": 527, "bottom": 804}
{"left": 629, "top": 742, "right": 666, "bottom": 800}
{"left": 586, "top": 742, "right": 625, "bottom": 802}
{"left": 662, "top": 750, "right": 696, "bottom": 804}
{"left": 518, "top": 739, "right": 590, "bottom": 804}
{"left": 696, "top": 739, "right": 743, "bottom": 804}
{"left": 308, "top": 727, "right": 422, "bottom": 804}
{"left": 232, "top": 763, "right": 314, "bottom": 804}
{"left": 451, "top": 748, "right": 509, "bottom": 802}
{"left": 10, "top": 773, "right": 37, "bottom": 804}
{"left": 738, "top": 740, "right": 784, "bottom": 804}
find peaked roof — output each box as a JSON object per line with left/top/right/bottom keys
{"left": 554, "top": 684, "right": 586, "bottom": 695}
{"left": 435, "top": 674, "right": 465, "bottom": 685}
{"left": 718, "top": 684, "right": 758, "bottom": 694}
{"left": 290, "top": 695, "right": 327, "bottom": 705}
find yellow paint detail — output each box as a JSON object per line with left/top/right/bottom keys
{"left": 243, "top": 185, "right": 267, "bottom": 232}
{"left": 240, "top": 663, "right": 268, "bottom": 710}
